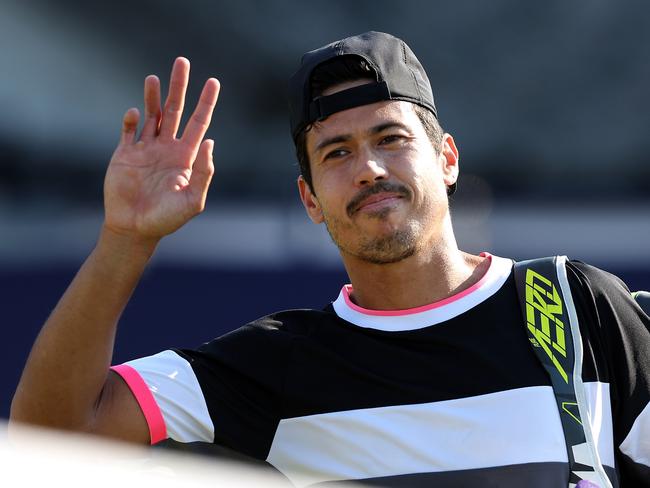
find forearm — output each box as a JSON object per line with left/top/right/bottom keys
{"left": 10, "top": 226, "right": 158, "bottom": 431}
{"left": 11, "top": 57, "right": 217, "bottom": 439}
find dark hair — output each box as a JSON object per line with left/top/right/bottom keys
{"left": 294, "top": 56, "right": 444, "bottom": 192}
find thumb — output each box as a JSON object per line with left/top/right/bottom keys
{"left": 188, "top": 139, "right": 215, "bottom": 212}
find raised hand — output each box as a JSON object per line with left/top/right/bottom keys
{"left": 103, "top": 57, "right": 220, "bottom": 241}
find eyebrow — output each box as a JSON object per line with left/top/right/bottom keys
{"left": 314, "top": 121, "right": 411, "bottom": 154}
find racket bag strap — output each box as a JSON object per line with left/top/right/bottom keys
{"left": 632, "top": 291, "right": 650, "bottom": 316}
{"left": 513, "top": 256, "right": 613, "bottom": 488}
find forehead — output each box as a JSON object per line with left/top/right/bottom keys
{"left": 306, "top": 99, "right": 421, "bottom": 152}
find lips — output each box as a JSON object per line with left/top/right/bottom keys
{"left": 346, "top": 182, "right": 412, "bottom": 217}
{"left": 352, "top": 192, "right": 403, "bottom": 214}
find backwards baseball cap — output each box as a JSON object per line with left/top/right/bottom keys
{"left": 288, "top": 31, "right": 456, "bottom": 195}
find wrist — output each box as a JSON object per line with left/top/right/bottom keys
{"left": 97, "top": 225, "right": 160, "bottom": 263}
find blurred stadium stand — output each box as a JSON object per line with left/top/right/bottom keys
{"left": 1, "top": 0, "right": 649, "bottom": 418}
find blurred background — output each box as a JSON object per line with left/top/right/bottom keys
{"left": 1, "top": 0, "right": 649, "bottom": 418}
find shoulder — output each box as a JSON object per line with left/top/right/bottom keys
{"left": 565, "top": 259, "right": 647, "bottom": 320}
{"left": 564, "top": 259, "right": 649, "bottom": 343}
{"left": 194, "top": 307, "right": 337, "bottom": 359}
{"left": 221, "top": 307, "right": 336, "bottom": 339}
{"left": 564, "top": 259, "right": 637, "bottom": 320}
{"left": 512, "top": 256, "right": 633, "bottom": 313}
{"left": 250, "top": 307, "right": 337, "bottom": 334}
{"left": 566, "top": 260, "right": 631, "bottom": 298}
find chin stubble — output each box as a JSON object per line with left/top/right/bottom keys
{"left": 356, "top": 229, "right": 417, "bottom": 264}
{"left": 323, "top": 214, "right": 418, "bottom": 265}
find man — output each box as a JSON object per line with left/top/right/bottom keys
{"left": 10, "top": 32, "right": 650, "bottom": 487}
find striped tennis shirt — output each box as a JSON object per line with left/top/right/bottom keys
{"left": 112, "top": 254, "right": 650, "bottom": 487}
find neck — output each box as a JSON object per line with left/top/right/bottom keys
{"left": 341, "top": 219, "right": 489, "bottom": 311}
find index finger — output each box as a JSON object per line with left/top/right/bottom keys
{"left": 181, "top": 78, "right": 220, "bottom": 150}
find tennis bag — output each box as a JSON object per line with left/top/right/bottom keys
{"left": 513, "top": 256, "right": 648, "bottom": 488}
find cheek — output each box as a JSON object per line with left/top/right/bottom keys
{"left": 410, "top": 166, "right": 447, "bottom": 209}
{"left": 313, "top": 171, "right": 349, "bottom": 208}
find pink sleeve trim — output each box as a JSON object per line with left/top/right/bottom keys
{"left": 111, "top": 364, "right": 167, "bottom": 445}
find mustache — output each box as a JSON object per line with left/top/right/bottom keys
{"left": 346, "top": 181, "right": 412, "bottom": 217}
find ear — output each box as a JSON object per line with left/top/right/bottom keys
{"left": 297, "top": 176, "right": 324, "bottom": 224}
{"left": 440, "top": 133, "right": 459, "bottom": 187}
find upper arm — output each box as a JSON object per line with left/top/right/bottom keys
{"left": 91, "top": 370, "right": 151, "bottom": 444}
{"left": 98, "top": 320, "right": 294, "bottom": 458}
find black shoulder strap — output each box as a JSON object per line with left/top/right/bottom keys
{"left": 514, "top": 256, "right": 612, "bottom": 488}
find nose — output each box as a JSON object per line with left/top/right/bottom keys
{"left": 353, "top": 146, "right": 388, "bottom": 187}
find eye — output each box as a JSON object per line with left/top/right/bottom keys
{"left": 379, "top": 134, "right": 405, "bottom": 145}
{"left": 323, "top": 148, "right": 349, "bottom": 161}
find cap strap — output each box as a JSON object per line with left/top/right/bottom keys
{"left": 308, "top": 81, "right": 391, "bottom": 121}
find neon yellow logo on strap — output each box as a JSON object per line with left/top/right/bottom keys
{"left": 525, "top": 269, "right": 569, "bottom": 383}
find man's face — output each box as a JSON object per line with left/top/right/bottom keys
{"left": 298, "top": 81, "right": 459, "bottom": 265}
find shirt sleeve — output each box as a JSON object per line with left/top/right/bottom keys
{"left": 567, "top": 261, "right": 650, "bottom": 486}
{"left": 112, "top": 316, "right": 294, "bottom": 459}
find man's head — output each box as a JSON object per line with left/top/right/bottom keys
{"left": 289, "top": 31, "right": 454, "bottom": 193}
{"left": 288, "top": 32, "right": 459, "bottom": 265}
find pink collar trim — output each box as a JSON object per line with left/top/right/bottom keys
{"left": 332, "top": 253, "right": 513, "bottom": 331}
{"left": 341, "top": 253, "right": 494, "bottom": 317}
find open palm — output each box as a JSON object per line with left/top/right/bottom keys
{"left": 104, "top": 58, "right": 220, "bottom": 240}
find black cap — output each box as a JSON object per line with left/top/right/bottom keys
{"left": 289, "top": 31, "right": 436, "bottom": 140}
{"left": 288, "top": 31, "right": 456, "bottom": 196}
